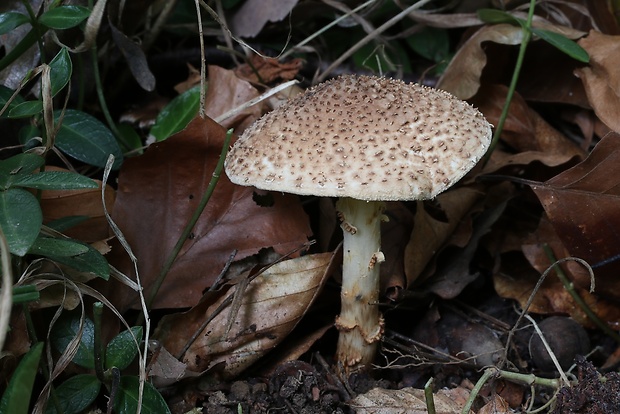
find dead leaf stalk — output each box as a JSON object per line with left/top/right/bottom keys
{"left": 103, "top": 156, "right": 148, "bottom": 413}
{"left": 0, "top": 227, "right": 13, "bottom": 354}
{"left": 424, "top": 377, "right": 436, "bottom": 414}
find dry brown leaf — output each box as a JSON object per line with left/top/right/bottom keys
{"left": 108, "top": 115, "right": 312, "bottom": 310}
{"left": 204, "top": 65, "right": 262, "bottom": 133}
{"left": 494, "top": 218, "right": 620, "bottom": 328}
{"left": 348, "top": 386, "right": 473, "bottom": 414}
{"left": 472, "top": 85, "right": 585, "bottom": 159}
{"left": 147, "top": 342, "right": 201, "bottom": 387}
{"left": 478, "top": 394, "right": 511, "bottom": 414}
{"left": 529, "top": 132, "right": 620, "bottom": 299}
{"left": 576, "top": 31, "right": 620, "bottom": 133}
{"left": 154, "top": 252, "right": 334, "bottom": 379}
{"left": 439, "top": 22, "right": 585, "bottom": 100}
{"left": 405, "top": 187, "right": 482, "bottom": 286}
{"left": 39, "top": 167, "right": 115, "bottom": 242}
{"left": 235, "top": 54, "right": 302, "bottom": 84}
{"left": 230, "top": 0, "right": 299, "bottom": 38}
{"left": 424, "top": 202, "right": 505, "bottom": 300}
{"left": 438, "top": 24, "right": 526, "bottom": 99}
{"left": 173, "top": 63, "right": 201, "bottom": 94}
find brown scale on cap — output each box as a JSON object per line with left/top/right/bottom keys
{"left": 224, "top": 75, "right": 492, "bottom": 201}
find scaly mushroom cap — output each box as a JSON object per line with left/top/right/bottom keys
{"left": 225, "top": 75, "right": 492, "bottom": 201}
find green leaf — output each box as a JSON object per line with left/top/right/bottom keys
{"left": 0, "top": 153, "right": 45, "bottom": 190}
{"left": 47, "top": 243, "right": 110, "bottom": 280}
{"left": 106, "top": 327, "right": 143, "bottom": 370}
{"left": 39, "top": 5, "right": 90, "bottom": 30}
{"left": 8, "top": 100, "right": 43, "bottom": 118}
{"left": 49, "top": 48, "right": 72, "bottom": 97}
{"left": 44, "top": 374, "right": 100, "bottom": 414}
{"left": 114, "top": 377, "right": 171, "bottom": 414}
{"left": 477, "top": 9, "right": 589, "bottom": 63}
{"left": 11, "top": 285, "right": 40, "bottom": 304}
{"left": 0, "top": 85, "right": 25, "bottom": 118}
{"left": 406, "top": 26, "right": 450, "bottom": 63}
{"left": 46, "top": 216, "right": 89, "bottom": 232}
{"left": 150, "top": 86, "right": 200, "bottom": 142}
{"left": 0, "top": 188, "right": 42, "bottom": 256}
{"left": 0, "top": 12, "right": 30, "bottom": 35}
{"left": 11, "top": 171, "right": 97, "bottom": 190}
{"left": 54, "top": 109, "right": 123, "bottom": 169}
{"left": 28, "top": 237, "right": 90, "bottom": 257}
{"left": 0, "top": 342, "right": 43, "bottom": 414}
{"left": 531, "top": 28, "right": 590, "bottom": 63}
{"left": 18, "top": 124, "right": 40, "bottom": 146}
{"left": 51, "top": 313, "right": 95, "bottom": 369}
{"left": 117, "top": 123, "right": 143, "bottom": 153}
{"left": 477, "top": 9, "right": 522, "bottom": 26}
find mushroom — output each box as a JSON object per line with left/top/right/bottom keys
{"left": 224, "top": 75, "right": 492, "bottom": 373}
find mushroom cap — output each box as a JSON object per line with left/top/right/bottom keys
{"left": 224, "top": 75, "right": 492, "bottom": 201}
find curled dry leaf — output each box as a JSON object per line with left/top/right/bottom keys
{"left": 575, "top": 31, "right": 620, "bottom": 133}
{"left": 108, "top": 116, "right": 312, "bottom": 310}
{"left": 40, "top": 167, "right": 115, "bottom": 242}
{"left": 348, "top": 386, "right": 473, "bottom": 414}
{"left": 154, "top": 252, "right": 334, "bottom": 379}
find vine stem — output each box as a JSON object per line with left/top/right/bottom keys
{"left": 483, "top": 0, "right": 537, "bottom": 163}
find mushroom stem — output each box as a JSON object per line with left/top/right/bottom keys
{"left": 335, "top": 197, "right": 385, "bottom": 371}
